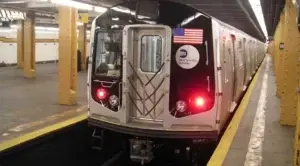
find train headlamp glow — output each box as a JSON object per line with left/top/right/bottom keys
{"left": 176, "top": 100, "right": 187, "bottom": 112}
{"left": 109, "top": 95, "right": 119, "bottom": 106}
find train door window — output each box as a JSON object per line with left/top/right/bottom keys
{"left": 230, "top": 34, "right": 237, "bottom": 101}
{"left": 237, "top": 38, "right": 243, "bottom": 67}
{"left": 223, "top": 38, "right": 228, "bottom": 83}
{"left": 140, "top": 35, "right": 162, "bottom": 72}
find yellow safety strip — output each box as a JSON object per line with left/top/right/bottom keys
{"left": 0, "top": 113, "right": 88, "bottom": 152}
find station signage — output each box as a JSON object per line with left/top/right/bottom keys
{"left": 0, "top": 8, "right": 26, "bottom": 21}
{"left": 279, "top": 43, "right": 284, "bottom": 50}
{"left": 78, "top": 13, "right": 89, "bottom": 24}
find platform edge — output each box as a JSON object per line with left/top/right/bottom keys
{"left": 207, "top": 57, "right": 266, "bottom": 166}
{"left": 0, "top": 113, "right": 88, "bottom": 152}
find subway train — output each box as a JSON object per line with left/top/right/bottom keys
{"left": 87, "top": 0, "right": 265, "bottom": 164}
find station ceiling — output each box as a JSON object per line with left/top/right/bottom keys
{"left": 261, "top": 0, "right": 285, "bottom": 40}
{"left": 0, "top": 0, "right": 285, "bottom": 42}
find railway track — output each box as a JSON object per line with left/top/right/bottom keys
{"left": 99, "top": 150, "right": 181, "bottom": 166}
{"left": 0, "top": 120, "right": 213, "bottom": 166}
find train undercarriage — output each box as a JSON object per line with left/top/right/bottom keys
{"left": 89, "top": 123, "right": 218, "bottom": 166}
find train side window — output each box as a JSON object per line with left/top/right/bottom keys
{"left": 140, "top": 35, "right": 162, "bottom": 72}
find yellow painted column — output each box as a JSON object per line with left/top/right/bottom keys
{"left": 267, "top": 41, "right": 274, "bottom": 56}
{"left": 273, "top": 12, "right": 285, "bottom": 97}
{"left": 58, "top": 7, "right": 78, "bottom": 105}
{"left": 279, "top": 0, "right": 299, "bottom": 126}
{"left": 17, "top": 20, "right": 24, "bottom": 68}
{"left": 293, "top": 0, "right": 300, "bottom": 164}
{"left": 23, "top": 13, "right": 36, "bottom": 78}
{"left": 278, "top": 11, "right": 286, "bottom": 98}
{"left": 273, "top": 29, "right": 279, "bottom": 67}
{"left": 273, "top": 27, "right": 279, "bottom": 89}
{"left": 273, "top": 21, "right": 280, "bottom": 74}
{"left": 270, "top": 41, "right": 275, "bottom": 56}
{"left": 78, "top": 24, "right": 87, "bottom": 71}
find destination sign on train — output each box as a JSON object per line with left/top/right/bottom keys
{"left": 0, "top": 8, "right": 26, "bottom": 21}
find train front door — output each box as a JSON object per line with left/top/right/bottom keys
{"left": 122, "top": 25, "right": 172, "bottom": 123}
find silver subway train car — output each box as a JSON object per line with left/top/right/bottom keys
{"left": 87, "top": 0, "right": 265, "bottom": 164}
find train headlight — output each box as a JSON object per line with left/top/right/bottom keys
{"left": 176, "top": 100, "right": 187, "bottom": 112}
{"left": 109, "top": 95, "right": 119, "bottom": 106}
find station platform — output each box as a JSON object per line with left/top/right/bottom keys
{"left": 0, "top": 63, "right": 88, "bottom": 145}
{"left": 208, "top": 55, "right": 294, "bottom": 166}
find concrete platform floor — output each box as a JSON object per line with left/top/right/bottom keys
{"left": 224, "top": 56, "right": 294, "bottom": 166}
{"left": 0, "top": 64, "right": 88, "bottom": 143}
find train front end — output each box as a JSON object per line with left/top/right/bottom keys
{"left": 87, "top": 0, "right": 219, "bottom": 163}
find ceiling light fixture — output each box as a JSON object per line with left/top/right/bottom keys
{"left": 49, "top": 0, "right": 107, "bottom": 13}
{"left": 249, "top": 0, "right": 268, "bottom": 40}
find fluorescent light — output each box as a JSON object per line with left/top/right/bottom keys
{"left": 249, "top": 0, "right": 268, "bottom": 40}
{"left": 94, "top": 6, "right": 107, "bottom": 13}
{"left": 36, "top": 31, "right": 58, "bottom": 34}
{"left": 111, "top": 25, "right": 120, "bottom": 29}
{"left": 112, "top": 17, "right": 119, "bottom": 21}
{"left": 5, "top": 22, "right": 92, "bottom": 35}
{"left": 49, "top": 0, "right": 106, "bottom": 13}
{"left": 0, "top": 27, "right": 17, "bottom": 33}
{"left": 10, "top": 24, "right": 18, "bottom": 29}
{"left": 111, "top": 6, "right": 150, "bottom": 19}
{"left": 143, "top": 20, "right": 156, "bottom": 24}
{"left": 112, "top": 6, "right": 134, "bottom": 15}
{"left": 181, "top": 13, "right": 203, "bottom": 26}
{"left": 51, "top": 0, "right": 92, "bottom": 10}
{"left": 35, "top": 26, "right": 58, "bottom": 31}
{"left": 0, "top": 1, "right": 26, "bottom": 4}
{"left": 77, "top": 22, "right": 83, "bottom": 26}
{"left": 8, "top": 25, "right": 59, "bottom": 32}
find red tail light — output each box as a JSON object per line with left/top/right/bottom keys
{"left": 96, "top": 88, "right": 108, "bottom": 100}
{"left": 188, "top": 94, "right": 207, "bottom": 111}
{"left": 195, "top": 97, "right": 205, "bottom": 108}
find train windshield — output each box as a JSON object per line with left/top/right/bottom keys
{"left": 94, "top": 30, "right": 122, "bottom": 78}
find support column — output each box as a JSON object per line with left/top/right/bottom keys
{"left": 273, "top": 20, "right": 280, "bottom": 81}
{"left": 267, "top": 41, "right": 274, "bottom": 55}
{"left": 17, "top": 20, "right": 24, "bottom": 68}
{"left": 293, "top": 0, "right": 300, "bottom": 164}
{"left": 58, "top": 7, "right": 78, "bottom": 105}
{"left": 273, "top": 29, "right": 279, "bottom": 67}
{"left": 279, "top": 0, "right": 299, "bottom": 126}
{"left": 274, "top": 12, "right": 285, "bottom": 97}
{"left": 278, "top": 11, "right": 286, "bottom": 98}
{"left": 78, "top": 24, "right": 87, "bottom": 71}
{"left": 23, "top": 13, "right": 36, "bottom": 78}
